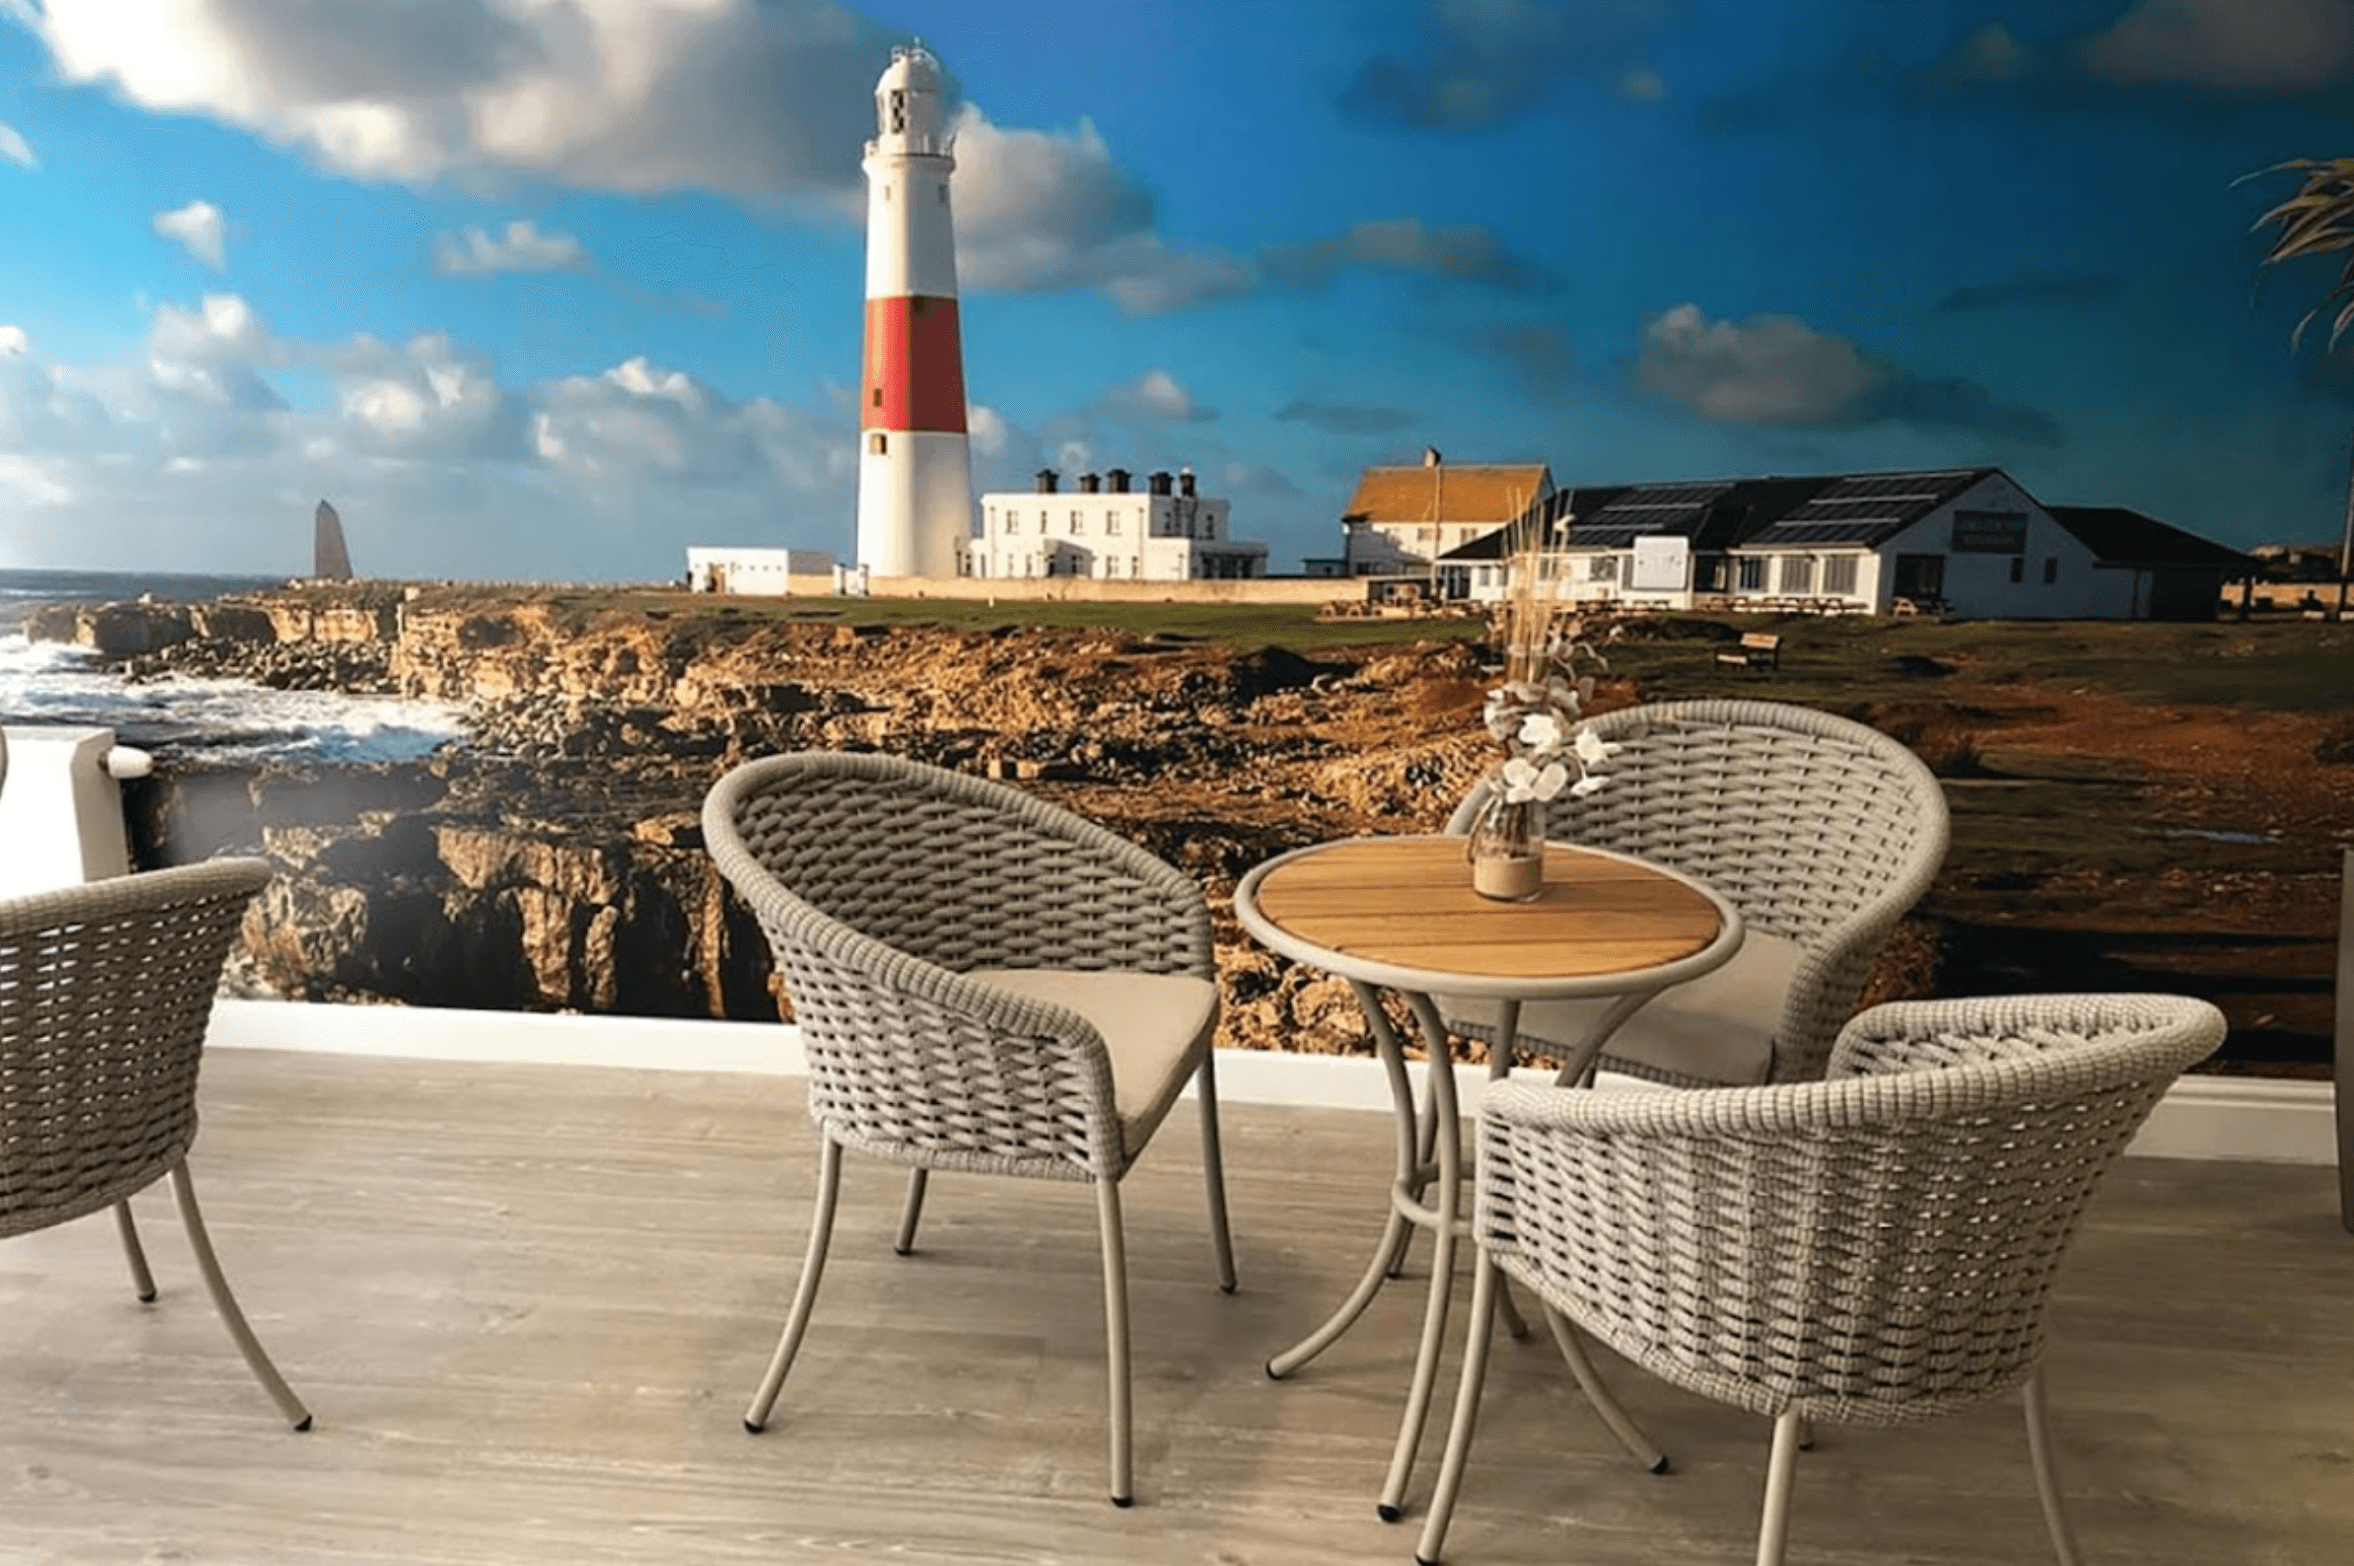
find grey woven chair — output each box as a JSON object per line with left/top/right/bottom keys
{"left": 1442, "top": 699, "right": 1950, "bottom": 1087}
{"left": 702, "top": 750, "right": 1236, "bottom": 1507}
{"left": 1, "top": 857, "right": 311, "bottom": 1429}
{"left": 1415, "top": 992, "right": 2226, "bottom": 1566}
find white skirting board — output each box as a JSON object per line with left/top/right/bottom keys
{"left": 206, "top": 998, "right": 2343, "bottom": 1167}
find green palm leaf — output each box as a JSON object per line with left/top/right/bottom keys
{"left": 2240, "top": 157, "right": 2354, "bottom": 351}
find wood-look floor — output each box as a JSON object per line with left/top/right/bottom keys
{"left": 3, "top": 1048, "right": 2349, "bottom": 1566}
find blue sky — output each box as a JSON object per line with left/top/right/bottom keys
{"left": 5, "top": 0, "right": 2354, "bottom": 580}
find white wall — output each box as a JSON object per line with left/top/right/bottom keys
{"left": 1874, "top": 472, "right": 2101, "bottom": 617}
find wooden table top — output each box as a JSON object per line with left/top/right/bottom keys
{"left": 1242, "top": 835, "right": 1728, "bottom": 985}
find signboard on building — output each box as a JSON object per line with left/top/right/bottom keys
{"left": 1951, "top": 511, "right": 2028, "bottom": 553}
{"left": 1629, "top": 534, "right": 1691, "bottom": 591}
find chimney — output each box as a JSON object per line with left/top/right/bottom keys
{"left": 1148, "top": 470, "right": 1173, "bottom": 496}
{"left": 1078, "top": 471, "right": 1101, "bottom": 493}
{"left": 1034, "top": 467, "right": 1059, "bottom": 494}
{"left": 1423, "top": 445, "right": 1443, "bottom": 467}
{"left": 1178, "top": 466, "right": 1196, "bottom": 498}
{"left": 1108, "top": 467, "right": 1132, "bottom": 493}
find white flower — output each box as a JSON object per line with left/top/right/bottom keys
{"left": 1517, "top": 710, "right": 1566, "bottom": 751}
{"left": 1501, "top": 756, "right": 1569, "bottom": 803}
{"left": 1573, "top": 727, "right": 1619, "bottom": 766}
{"left": 1568, "top": 773, "right": 1607, "bottom": 798}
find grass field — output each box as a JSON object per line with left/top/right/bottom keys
{"left": 556, "top": 590, "right": 2354, "bottom": 713}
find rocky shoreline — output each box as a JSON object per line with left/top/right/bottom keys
{"left": 32, "top": 583, "right": 1648, "bottom": 1057}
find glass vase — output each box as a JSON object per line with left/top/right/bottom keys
{"left": 1468, "top": 795, "right": 1545, "bottom": 902}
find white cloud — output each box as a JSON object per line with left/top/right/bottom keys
{"left": 147, "top": 292, "right": 284, "bottom": 411}
{"left": 0, "top": 118, "right": 33, "bottom": 168}
{"left": 1260, "top": 218, "right": 1550, "bottom": 293}
{"left": 950, "top": 104, "right": 1251, "bottom": 315}
{"left": 153, "top": 198, "right": 228, "bottom": 269}
{"left": 967, "top": 403, "right": 1015, "bottom": 459}
{"left": 25, "top": 0, "right": 898, "bottom": 195}
{"left": 0, "top": 296, "right": 855, "bottom": 577}
{"left": 0, "top": 452, "right": 74, "bottom": 507}
{"left": 320, "top": 330, "right": 523, "bottom": 458}
{"left": 1635, "top": 303, "right": 1878, "bottom": 426}
{"left": 2083, "top": 0, "right": 2354, "bottom": 92}
{"left": 1106, "top": 368, "right": 1216, "bottom": 423}
{"left": 25, "top": 3, "right": 1263, "bottom": 316}
{"left": 1633, "top": 301, "right": 2062, "bottom": 445}
{"left": 434, "top": 218, "right": 590, "bottom": 275}
{"left": 0, "top": 324, "right": 28, "bottom": 356}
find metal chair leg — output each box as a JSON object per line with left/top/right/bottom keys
{"left": 113, "top": 1200, "right": 156, "bottom": 1303}
{"left": 1097, "top": 1179, "right": 1135, "bottom": 1507}
{"left": 892, "top": 1169, "right": 927, "bottom": 1256}
{"left": 1540, "top": 1304, "right": 1668, "bottom": 1472}
{"left": 1193, "top": 1051, "right": 1238, "bottom": 1293}
{"left": 167, "top": 1163, "right": 311, "bottom": 1431}
{"left": 1755, "top": 1409, "right": 1805, "bottom": 1566}
{"left": 2024, "top": 1367, "right": 2086, "bottom": 1566}
{"left": 744, "top": 1137, "right": 843, "bottom": 1433}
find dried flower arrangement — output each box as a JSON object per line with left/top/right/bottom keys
{"left": 1466, "top": 525, "right": 1613, "bottom": 900}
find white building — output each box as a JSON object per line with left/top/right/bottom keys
{"left": 969, "top": 467, "right": 1269, "bottom": 581}
{"left": 1437, "top": 467, "right": 2247, "bottom": 620}
{"left": 686, "top": 547, "right": 840, "bottom": 595}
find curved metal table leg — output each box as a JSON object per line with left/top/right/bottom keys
{"left": 1377, "top": 991, "right": 1467, "bottom": 1522}
{"left": 1267, "top": 980, "right": 1428, "bottom": 1380}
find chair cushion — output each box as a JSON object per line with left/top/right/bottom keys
{"left": 1437, "top": 931, "right": 1805, "bottom": 1087}
{"left": 967, "top": 969, "right": 1218, "bottom": 1158}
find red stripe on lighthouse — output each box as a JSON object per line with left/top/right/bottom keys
{"left": 860, "top": 295, "right": 967, "bottom": 433}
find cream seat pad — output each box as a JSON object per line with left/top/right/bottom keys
{"left": 1436, "top": 931, "right": 1804, "bottom": 1087}
{"left": 968, "top": 969, "right": 1217, "bottom": 1158}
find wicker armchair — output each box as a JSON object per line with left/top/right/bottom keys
{"left": 702, "top": 751, "right": 1236, "bottom": 1507}
{"left": 1414, "top": 992, "right": 2226, "bottom": 1566}
{"left": 0, "top": 857, "right": 311, "bottom": 1429}
{"left": 1442, "top": 699, "right": 1950, "bottom": 1086}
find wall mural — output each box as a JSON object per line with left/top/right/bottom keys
{"left": 1, "top": 1, "right": 2347, "bottom": 1070}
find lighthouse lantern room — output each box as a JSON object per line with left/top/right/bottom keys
{"left": 855, "top": 43, "right": 972, "bottom": 580}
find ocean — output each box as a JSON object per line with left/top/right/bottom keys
{"left": 0, "top": 569, "right": 468, "bottom": 765}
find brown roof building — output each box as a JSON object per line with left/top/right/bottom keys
{"left": 1340, "top": 448, "right": 1552, "bottom": 575}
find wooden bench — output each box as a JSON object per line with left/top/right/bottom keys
{"left": 1715, "top": 631, "right": 1781, "bottom": 674}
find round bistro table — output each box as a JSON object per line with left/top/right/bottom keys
{"left": 1232, "top": 833, "right": 1742, "bottom": 1524}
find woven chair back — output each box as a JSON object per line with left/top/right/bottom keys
{"left": 1450, "top": 699, "right": 1950, "bottom": 1079}
{"left": 0, "top": 858, "right": 271, "bottom": 1239}
{"left": 703, "top": 752, "right": 1209, "bottom": 1182}
{"left": 1475, "top": 993, "right": 2224, "bottom": 1427}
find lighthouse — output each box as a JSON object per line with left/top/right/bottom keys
{"left": 855, "top": 43, "right": 971, "bottom": 580}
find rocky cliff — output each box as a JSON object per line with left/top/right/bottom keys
{"left": 54, "top": 583, "right": 1697, "bottom": 1056}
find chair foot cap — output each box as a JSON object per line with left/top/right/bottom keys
{"left": 1263, "top": 1360, "right": 1285, "bottom": 1381}
{"left": 892, "top": 1245, "right": 914, "bottom": 1257}
{"left": 1416, "top": 1557, "right": 1440, "bottom": 1566}
{"left": 1219, "top": 1280, "right": 1237, "bottom": 1295}
{"left": 1378, "top": 1504, "right": 1403, "bottom": 1524}
{"left": 742, "top": 1419, "right": 765, "bottom": 1435}
{"left": 293, "top": 1415, "right": 314, "bottom": 1433}
{"left": 137, "top": 1290, "right": 158, "bottom": 1304}
{"left": 1649, "top": 1456, "right": 1670, "bottom": 1475}
{"left": 1110, "top": 1494, "right": 1133, "bottom": 1509}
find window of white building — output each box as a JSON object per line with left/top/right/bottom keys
{"left": 1781, "top": 555, "right": 1815, "bottom": 594}
{"left": 1737, "top": 556, "right": 1768, "bottom": 591}
{"left": 1588, "top": 555, "right": 1619, "bottom": 582}
{"left": 1822, "top": 555, "right": 1858, "bottom": 595}
{"left": 1071, "top": 509, "right": 1084, "bottom": 534}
